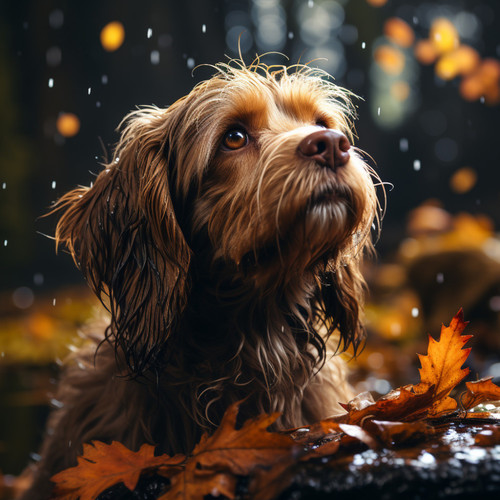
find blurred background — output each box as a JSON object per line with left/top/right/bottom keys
{"left": 1, "top": 0, "right": 500, "bottom": 486}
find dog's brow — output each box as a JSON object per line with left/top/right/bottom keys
{"left": 226, "top": 96, "right": 269, "bottom": 130}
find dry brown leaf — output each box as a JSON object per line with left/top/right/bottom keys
{"left": 475, "top": 425, "right": 500, "bottom": 446}
{"left": 52, "top": 441, "right": 184, "bottom": 500}
{"left": 160, "top": 402, "right": 300, "bottom": 500}
{"left": 364, "top": 420, "right": 434, "bottom": 447}
{"left": 461, "top": 377, "right": 500, "bottom": 410}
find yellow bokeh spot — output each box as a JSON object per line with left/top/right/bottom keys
{"left": 450, "top": 167, "right": 477, "bottom": 194}
{"left": 57, "top": 113, "right": 80, "bottom": 137}
{"left": 391, "top": 81, "right": 410, "bottom": 101}
{"left": 454, "top": 45, "right": 480, "bottom": 75}
{"left": 384, "top": 18, "right": 415, "bottom": 48}
{"left": 366, "top": 0, "right": 388, "bottom": 6}
{"left": 430, "top": 18, "right": 459, "bottom": 54}
{"left": 414, "top": 39, "right": 438, "bottom": 65}
{"left": 374, "top": 45, "right": 405, "bottom": 75}
{"left": 100, "top": 21, "right": 125, "bottom": 52}
{"left": 435, "top": 53, "right": 460, "bottom": 80}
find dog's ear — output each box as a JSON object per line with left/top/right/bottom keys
{"left": 53, "top": 107, "right": 191, "bottom": 375}
{"left": 315, "top": 262, "right": 367, "bottom": 355}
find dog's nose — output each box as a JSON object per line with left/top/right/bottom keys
{"left": 297, "top": 129, "right": 351, "bottom": 168}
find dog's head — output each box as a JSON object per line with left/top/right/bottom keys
{"left": 54, "top": 60, "right": 381, "bottom": 376}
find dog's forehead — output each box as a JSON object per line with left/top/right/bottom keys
{"left": 222, "top": 74, "right": 334, "bottom": 126}
{"left": 192, "top": 69, "right": 345, "bottom": 131}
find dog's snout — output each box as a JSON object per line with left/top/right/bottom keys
{"left": 297, "top": 129, "right": 351, "bottom": 168}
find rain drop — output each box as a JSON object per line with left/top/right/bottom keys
{"left": 412, "top": 307, "right": 419, "bottom": 317}
{"left": 202, "top": 24, "right": 206, "bottom": 33}
{"left": 51, "top": 181, "right": 56, "bottom": 189}
{"left": 88, "top": 87, "right": 91, "bottom": 95}
{"left": 362, "top": 42, "right": 366, "bottom": 49}
{"left": 151, "top": 50, "right": 160, "bottom": 65}
{"left": 288, "top": 31, "right": 294, "bottom": 39}
{"left": 413, "top": 159, "right": 421, "bottom": 171}
{"left": 187, "top": 57, "right": 195, "bottom": 69}
{"left": 48, "top": 78, "right": 54, "bottom": 88}
{"left": 147, "top": 28, "right": 153, "bottom": 38}
{"left": 2, "top": 183, "right": 6, "bottom": 189}
{"left": 101, "top": 75, "right": 108, "bottom": 85}
{"left": 400, "top": 138, "right": 409, "bottom": 152}
{"left": 436, "top": 273, "right": 444, "bottom": 284}
{"left": 308, "top": 0, "right": 314, "bottom": 7}
{"left": 3, "top": 240, "right": 7, "bottom": 247}
{"left": 53, "top": 298, "right": 57, "bottom": 306}
{"left": 377, "top": 106, "right": 381, "bottom": 116}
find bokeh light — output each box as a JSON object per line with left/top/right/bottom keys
{"left": 374, "top": 45, "right": 405, "bottom": 75}
{"left": 100, "top": 21, "right": 125, "bottom": 52}
{"left": 429, "top": 18, "right": 459, "bottom": 54}
{"left": 384, "top": 18, "right": 415, "bottom": 48}
{"left": 414, "top": 39, "right": 438, "bottom": 65}
{"left": 450, "top": 167, "right": 478, "bottom": 194}
{"left": 366, "top": 0, "right": 388, "bottom": 6}
{"left": 56, "top": 113, "right": 80, "bottom": 137}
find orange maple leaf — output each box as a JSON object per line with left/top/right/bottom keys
{"left": 412, "top": 309, "right": 472, "bottom": 416}
{"left": 51, "top": 441, "right": 184, "bottom": 500}
{"left": 461, "top": 377, "right": 500, "bottom": 410}
{"left": 342, "top": 310, "right": 473, "bottom": 424}
{"left": 160, "top": 402, "right": 300, "bottom": 500}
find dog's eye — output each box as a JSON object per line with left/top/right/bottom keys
{"left": 316, "top": 119, "right": 329, "bottom": 129}
{"left": 222, "top": 129, "right": 248, "bottom": 150}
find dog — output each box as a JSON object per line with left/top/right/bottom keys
{"left": 22, "top": 58, "right": 380, "bottom": 499}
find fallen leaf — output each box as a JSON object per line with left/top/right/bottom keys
{"left": 52, "top": 441, "right": 184, "bottom": 500}
{"left": 461, "top": 377, "right": 500, "bottom": 410}
{"left": 364, "top": 420, "right": 434, "bottom": 447}
{"left": 412, "top": 309, "right": 472, "bottom": 415}
{"left": 160, "top": 402, "right": 300, "bottom": 500}
{"left": 475, "top": 425, "right": 500, "bottom": 446}
{"left": 342, "top": 385, "right": 435, "bottom": 425}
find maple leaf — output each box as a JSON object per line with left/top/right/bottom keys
{"left": 461, "top": 377, "right": 500, "bottom": 410}
{"left": 475, "top": 425, "right": 500, "bottom": 446}
{"left": 341, "top": 310, "right": 473, "bottom": 425}
{"left": 412, "top": 309, "right": 472, "bottom": 416}
{"left": 160, "top": 402, "right": 300, "bottom": 500}
{"left": 341, "top": 385, "right": 436, "bottom": 425}
{"left": 51, "top": 441, "right": 184, "bottom": 500}
{"left": 364, "top": 420, "right": 434, "bottom": 447}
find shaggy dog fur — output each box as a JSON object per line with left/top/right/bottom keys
{"left": 22, "top": 59, "right": 381, "bottom": 499}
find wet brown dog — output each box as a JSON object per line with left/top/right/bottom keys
{"left": 22, "top": 59, "right": 380, "bottom": 499}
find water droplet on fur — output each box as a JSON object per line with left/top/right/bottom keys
{"left": 50, "top": 398, "right": 64, "bottom": 409}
